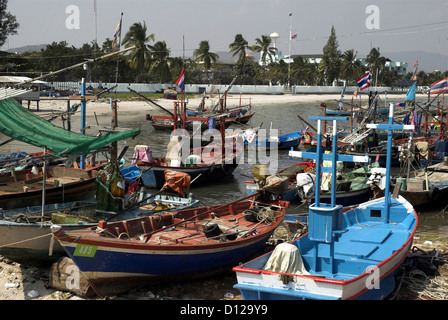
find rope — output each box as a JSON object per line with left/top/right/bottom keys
{"left": 0, "top": 232, "right": 52, "bottom": 248}
{"left": 394, "top": 269, "right": 448, "bottom": 300}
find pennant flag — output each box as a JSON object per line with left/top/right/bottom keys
{"left": 428, "top": 77, "right": 448, "bottom": 95}
{"left": 176, "top": 66, "right": 185, "bottom": 92}
{"left": 411, "top": 60, "right": 418, "bottom": 81}
{"left": 405, "top": 82, "right": 416, "bottom": 101}
{"left": 112, "top": 18, "right": 122, "bottom": 51}
{"left": 356, "top": 71, "right": 371, "bottom": 91}
{"left": 291, "top": 33, "right": 297, "bottom": 39}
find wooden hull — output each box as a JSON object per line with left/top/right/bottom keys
{"left": 0, "top": 165, "right": 105, "bottom": 209}
{"left": 149, "top": 112, "right": 254, "bottom": 131}
{"left": 139, "top": 162, "right": 238, "bottom": 189}
{"left": 0, "top": 195, "right": 199, "bottom": 265}
{"left": 52, "top": 197, "right": 289, "bottom": 296}
{"left": 246, "top": 181, "right": 373, "bottom": 206}
{"left": 398, "top": 186, "right": 448, "bottom": 207}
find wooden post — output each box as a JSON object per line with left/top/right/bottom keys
{"left": 350, "top": 97, "right": 353, "bottom": 131}
{"left": 111, "top": 100, "right": 118, "bottom": 164}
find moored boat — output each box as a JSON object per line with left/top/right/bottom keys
{"left": 234, "top": 106, "right": 418, "bottom": 300}
{"left": 0, "top": 191, "right": 199, "bottom": 265}
{"left": 51, "top": 194, "right": 289, "bottom": 296}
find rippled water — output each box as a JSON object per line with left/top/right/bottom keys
{"left": 116, "top": 100, "right": 448, "bottom": 236}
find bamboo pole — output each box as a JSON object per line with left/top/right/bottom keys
{"left": 20, "top": 46, "right": 136, "bottom": 86}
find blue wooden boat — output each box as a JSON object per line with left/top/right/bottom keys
{"left": 234, "top": 106, "right": 418, "bottom": 300}
{"left": 245, "top": 130, "right": 303, "bottom": 150}
{"left": 50, "top": 195, "right": 289, "bottom": 296}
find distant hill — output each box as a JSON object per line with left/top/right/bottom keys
{"left": 6, "top": 44, "right": 48, "bottom": 54}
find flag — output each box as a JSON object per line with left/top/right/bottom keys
{"left": 411, "top": 60, "right": 418, "bottom": 81}
{"left": 176, "top": 66, "right": 185, "bottom": 92}
{"left": 405, "top": 82, "right": 416, "bottom": 102}
{"left": 356, "top": 71, "right": 371, "bottom": 91}
{"left": 112, "top": 18, "right": 122, "bottom": 51}
{"left": 291, "top": 33, "right": 297, "bottom": 39}
{"left": 428, "top": 77, "right": 448, "bottom": 95}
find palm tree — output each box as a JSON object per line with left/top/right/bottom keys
{"left": 122, "top": 21, "right": 155, "bottom": 82}
{"left": 193, "top": 40, "right": 219, "bottom": 71}
{"left": 341, "top": 49, "right": 361, "bottom": 83}
{"left": 148, "top": 41, "right": 171, "bottom": 83}
{"left": 229, "top": 34, "right": 249, "bottom": 81}
{"left": 252, "top": 35, "right": 276, "bottom": 65}
{"left": 251, "top": 35, "right": 276, "bottom": 83}
{"left": 290, "top": 56, "right": 308, "bottom": 85}
{"left": 366, "top": 47, "right": 386, "bottom": 84}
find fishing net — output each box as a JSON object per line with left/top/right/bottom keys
{"left": 95, "top": 162, "right": 125, "bottom": 212}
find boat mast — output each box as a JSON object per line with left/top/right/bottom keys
{"left": 288, "top": 13, "right": 292, "bottom": 87}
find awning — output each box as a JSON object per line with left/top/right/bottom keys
{"left": 0, "top": 98, "right": 140, "bottom": 155}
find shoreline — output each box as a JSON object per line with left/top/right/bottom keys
{"left": 34, "top": 92, "right": 425, "bottom": 116}
{"left": 0, "top": 92, "right": 446, "bottom": 300}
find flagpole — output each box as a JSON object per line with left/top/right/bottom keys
{"left": 114, "top": 12, "right": 123, "bottom": 100}
{"left": 288, "top": 13, "right": 292, "bottom": 87}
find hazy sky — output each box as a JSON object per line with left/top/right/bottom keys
{"left": 3, "top": 0, "right": 448, "bottom": 70}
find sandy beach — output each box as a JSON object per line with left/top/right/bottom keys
{"left": 35, "top": 92, "right": 423, "bottom": 117}
{"left": 0, "top": 91, "right": 446, "bottom": 301}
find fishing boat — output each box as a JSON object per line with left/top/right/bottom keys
{"left": 395, "top": 160, "right": 448, "bottom": 208}
{"left": 245, "top": 160, "right": 374, "bottom": 207}
{"left": 50, "top": 194, "right": 289, "bottom": 296}
{"left": 0, "top": 187, "right": 199, "bottom": 265}
{"left": 234, "top": 107, "right": 418, "bottom": 300}
{"left": 245, "top": 130, "right": 304, "bottom": 150}
{"left": 0, "top": 163, "right": 105, "bottom": 210}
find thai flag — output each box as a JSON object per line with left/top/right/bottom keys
{"left": 111, "top": 18, "right": 122, "bottom": 51}
{"left": 356, "top": 71, "right": 371, "bottom": 91}
{"left": 428, "top": 77, "right": 448, "bottom": 95}
{"left": 176, "top": 66, "right": 185, "bottom": 92}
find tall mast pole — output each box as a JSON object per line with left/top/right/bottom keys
{"left": 288, "top": 13, "right": 292, "bottom": 87}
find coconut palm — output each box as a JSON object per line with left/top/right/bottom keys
{"left": 122, "top": 21, "right": 155, "bottom": 82}
{"left": 193, "top": 40, "right": 219, "bottom": 71}
{"left": 229, "top": 34, "right": 249, "bottom": 81}
{"left": 366, "top": 47, "right": 386, "bottom": 80}
{"left": 290, "top": 56, "right": 308, "bottom": 85}
{"left": 341, "top": 49, "right": 361, "bottom": 83}
{"left": 251, "top": 35, "right": 276, "bottom": 83}
{"left": 148, "top": 41, "right": 171, "bottom": 83}
{"left": 252, "top": 35, "right": 276, "bottom": 66}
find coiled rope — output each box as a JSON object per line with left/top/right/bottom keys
{"left": 394, "top": 269, "right": 448, "bottom": 300}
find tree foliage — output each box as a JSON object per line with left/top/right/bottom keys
{"left": 0, "top": 0, "right": 18, "bottom": 48}
{"left": 3, "top": 19, "right": 447, "bottom": 88}
{"left": 319, "top": 26, "right": 341, "bottom": 85}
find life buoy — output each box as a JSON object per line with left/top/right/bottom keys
{"left": 430, "top": 187, "right": 440, "bottom": 201}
